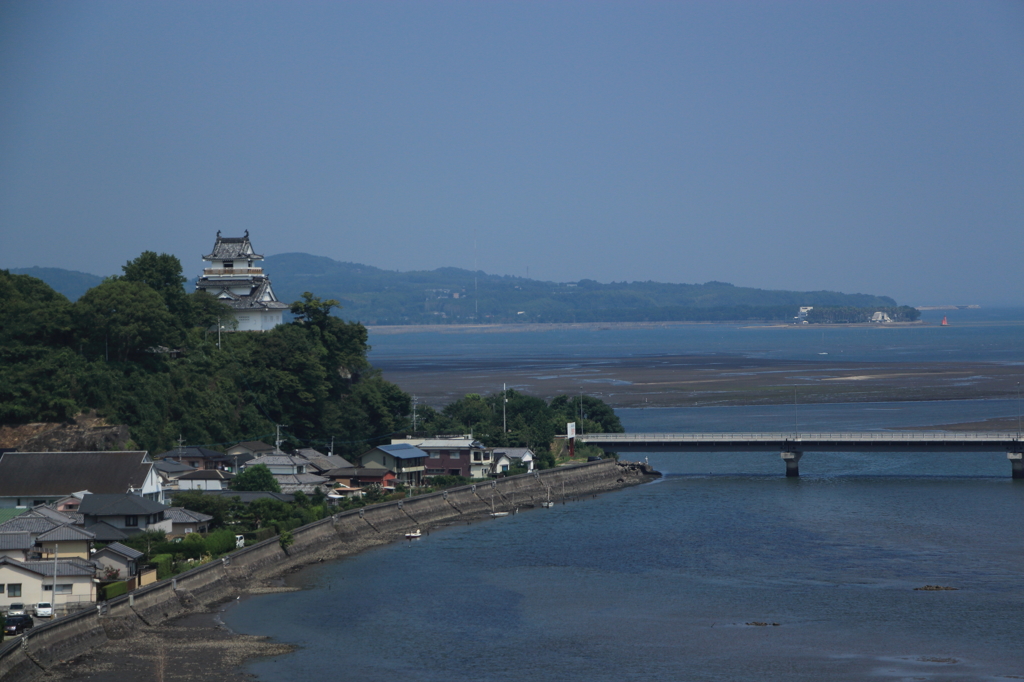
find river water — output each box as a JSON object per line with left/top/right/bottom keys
{"left": 225, "top": 311, "right": 1024, "bottom": 681}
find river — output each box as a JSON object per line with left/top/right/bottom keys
{"left": 224, "top": 311, "right": 1024, "bottom": 681}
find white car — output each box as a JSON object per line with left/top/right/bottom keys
{"left": 35, "top": 602, "right": 53, "bottom": 618}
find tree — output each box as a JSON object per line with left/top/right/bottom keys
{"left": 290, "top": 292, "right": 340, "bottom": 330}
{"left": 231, "top": 464, "right": 281, "bottom": 492}
{"left": 74, "top": 279, "right": 177, "bottom": 361}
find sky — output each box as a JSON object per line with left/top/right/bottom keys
{"left": 1, "top": 1, "right": 1021, "bottom": 307}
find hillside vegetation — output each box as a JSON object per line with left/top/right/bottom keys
{"left": 264, "top": 252, "right": 904, "bottom": 325}
{"left": 1, "top": 255, "right": 624, "bottom": 459}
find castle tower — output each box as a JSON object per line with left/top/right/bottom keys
{"left": 195, "top": 231, "right": 289, "bottom": 331}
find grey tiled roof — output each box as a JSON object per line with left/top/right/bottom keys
{"left": 36, "top": 524, "right": 95, "bottom": 542}
{"left": 163, "top": 507, "right": 213, "bottom": 524}
{"left": 79, "top": 493, "right": 166, "bottom": 517}
{"left": 178, "top": 469, "right": 234, "bottom": 481}
{"left": 247, "top": 454, "right": 308, "bottom": 468}
{"left": 0, "top": 516, "right": 60, "bottom": 534}
{"left": 84, "top": 521, "right": 128, "bottom": 542}
{"left": 0, "top": 531, "right": 33, "bottom": 551}
{"left": 0, "top": 451, "right": 153, "bottom": 497}
{"left": 13, "top": 556, "right": 97, "bottom": 577}
{"left": 98, "top": 542, "right": 143, "bottom": 560}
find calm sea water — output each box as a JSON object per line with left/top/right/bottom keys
{"left": 226, "top": 312, "right": 1024, "bottom": 681}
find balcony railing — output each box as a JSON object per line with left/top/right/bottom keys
{"left": 202, "top": 268, "right": 263, "bottom": 276}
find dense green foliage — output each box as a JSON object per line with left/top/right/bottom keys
{"left": 261, "top": 253, "right": 901, "bottom": 324}
{"left": 413, "top": 390, "right": 624, "bottom": 468}
{"left": 805, "top": 306, "right": 921, "bottom": 323}
{"left": 0, "top": 257, "right": 411, "bottom": 457}
{"left": 230, "top": 464, "right": 281, "bottom": 492}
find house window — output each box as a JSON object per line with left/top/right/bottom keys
{"left": 125, "top": 515, "right": 138, "bottom": 527}
{"left": 450, "top": 451, "right": 459, "bottom": 459}
{"left": 45, "top": 584, "right": 73, "bottom": 594}
{"left": 8, "top": 584, "right": 21, "bottom": 597}
{"left": 429, "top": 451, "right": 440, "bottom": 459}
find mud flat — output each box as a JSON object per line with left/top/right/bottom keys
{"left": 376, "top": 353, "right": 1024, "bottom": 409}
{"left": 2, "top": 460, "right": 657, "bottom": 682}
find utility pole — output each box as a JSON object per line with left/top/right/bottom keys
{"left": 217, "top": 318, "right": 222, "bottom": 350}
{"left": 503, "top": 384, "right": 507, "bottom": 433}
{"left": 275, "top": 424, "right": 287, "bottom": 452}
{"left": 52, "top": 542, "right": 58, "bottom": 610}
{"left": 412, "top": 397, "right": 418, "bottom": 433}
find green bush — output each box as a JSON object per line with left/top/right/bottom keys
{"left": 151, "top": 554, "right": 174, "bottom": 580}
{"left": 102, "top": 581, "right": 129, "bottom": 600}
{"left": 204, "top": 528, "right": 237, "bottom": 556}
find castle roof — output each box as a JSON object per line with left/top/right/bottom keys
{"left": 203, "top": 231, "right": 263, "bottom": 261}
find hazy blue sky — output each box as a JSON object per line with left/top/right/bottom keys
{"left": 1, "top": 1, "right": 1021, "bottom": 306}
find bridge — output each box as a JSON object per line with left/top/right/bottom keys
{"left": 577, "top": 432, "right": 1024, "bottom": 478}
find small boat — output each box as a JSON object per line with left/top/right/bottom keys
{"left": 405, "top": 529, "right": 422, "bottom": 539}
{"left": 941, "top": 316, "right": 949, "bottom": 326}
{"left": 541, "top": 486, "right": 554, "bottom": 508}
{"left": 490, "top": 495, "right": 508, "bottom": 517}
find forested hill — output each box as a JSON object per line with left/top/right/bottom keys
{"left": 264, "top": 253, "right": 899, "bottom": 325}
{"left": 11, "top": 254, "right": 902, "bottom": 324}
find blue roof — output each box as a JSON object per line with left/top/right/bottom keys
{"left": 377, "top": 443, "right": 427, "bottom": 459}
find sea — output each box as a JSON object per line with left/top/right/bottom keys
{"left": 224, "top": 308, "right": 1024, "bottom": 681}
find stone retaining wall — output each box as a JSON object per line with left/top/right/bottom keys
{"left": 0, "top": 459, "right": 650, "bottom": 681}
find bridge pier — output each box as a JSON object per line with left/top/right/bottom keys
{"left": 780, "top": 451, "right": 803, "bottom": 477}
{"left": 1009, "top": 453, "right": 1023, "bottom": 480}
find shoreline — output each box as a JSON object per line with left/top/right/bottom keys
{"left": 30, "top": 461, "right": 658, "bottom": 682}
{"left": 365, "top": 320, "right": 933, "bottom": 335}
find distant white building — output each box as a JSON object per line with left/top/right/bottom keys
{"left": 195, "top": 231, "right": 289, "bottom": 332}
{"left": 870, "top": 311, "right": 892, "bottom": 323}
{"left": 797, "top": 306, "right": 813, "bottom": 321}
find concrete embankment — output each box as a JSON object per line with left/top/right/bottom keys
{"left": 0, "top": 459, "right": 656, "bottom": 682}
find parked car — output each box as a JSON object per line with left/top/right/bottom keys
{"left": 3, "top": 614, "right": 34, "bottom": 636}
{"left": 35, "top": 602, "right": 53, "bottom": 618}
{"left": 6, "top": 603, "right": 27, "bottom": 616}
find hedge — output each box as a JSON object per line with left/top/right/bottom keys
{"left": 102, "top": 581, "right": 128, "bottom": 600}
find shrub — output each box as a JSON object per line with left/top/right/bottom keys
{"left": 151, "top": 554, "right": 174, "bottom": 580}
{"left": 204, "top": 528, "right": 237, "bottom": 556}
{"left": 102, "top": 581, "right": 129, "bottom": 600}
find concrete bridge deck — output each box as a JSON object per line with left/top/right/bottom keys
{"left": 577, "top": 432, "right": 1024, "bottom": 477}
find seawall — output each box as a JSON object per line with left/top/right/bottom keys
{"left": 0, "top": 459, "right": 656, "bottom": 681}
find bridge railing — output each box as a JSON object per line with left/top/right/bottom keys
{"left": 579, "top": 432, "right": 1022, "bottom": 442}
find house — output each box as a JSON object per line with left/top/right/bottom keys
{"left": 393, "top": 437, "right": 488, "bottom": 479}
{"left": 293, "top": 449, "right": 353, "bottom": 475}
{"left": 194, "top": 231, "right": 289, "bottom": 332}
{"left": 92, "top": 542, "right": 144, "bottom": 581}
{"left": 491, "top": 447, "right": 535, "bottom": 474}
{"left": 0, "top": 451, "right": 163, "bottom": 507}
{"left": 177, "top": 469, "right": 235, "bottom": 491}
{"left": 323, "top": 467, "right": 396, "bottom": 489}
{"left": 241, "top": 453, "right": 330, "bottom": 494}
{"left": 225, "top": 441, "right": 275, "bottom": 461}
{"left": 153, "top": 458, "right": 198, "bottom": 493}
{"left": 0, "top": 508, "right": 94, "bottom": 561}
{"left": 359, "top": 444, "right": 427, "bottom": 486}
{"left": 79, "top": 494, "right": 172, "bottom": 537}
{"left": 154, "top": 446, "right": 235, "bottom": 471}
{"left": 163, "top": 508, "right": 213, "bottom": 537}
{"left": 0, "top": 556, "right": 98, "bottom": 615}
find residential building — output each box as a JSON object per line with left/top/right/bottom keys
{"left": 177, "top": 469, "right": 235, "bottom": 491}
{"left": 226, "top": 441, "right": 275, "bottom": 461}
{"left": 359, "top": 444, "right": 427, "bottom": 486}
{"left": 395, "top": 437, "right": 488, "bottom": 479}
{"left": 241, "top": 453, "right": 330, "bottom": 494}
{"left": 0, "top": 451, "right": 163, "bottom": 507}
{"left": 323, "top": 467, "right": 396, "bottom": 489}
{"left": 163, "top": 508, "right": 213, "bottom": 538}
{"left": 491, "top": 447, "right": 536, "bottom": 474}
{"left": 79, "top": 494, "right": 172, "bottom": 537}
{"left": 93, "top": 542, "right": 144, "bottom": 581}
{"left": 154, "top": 446, "right": 235, "bottom": 471}
{"left": 0, "top": 508, "right": 94, "bottom": 561}
{"left": 194, "top": 231, "right": 289, "bottom": 332}
{"left": 0, "top": 556, "right": 97, "bottom": 614}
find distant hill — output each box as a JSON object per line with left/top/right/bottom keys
{"left": 263, "top": 253, "right": 899, "bottom": 325}
{"left": 9, "top": 256, "right": 902, "bottom": 324}
{"left": 7, "top": 267, "right": 104, "bottom": 301}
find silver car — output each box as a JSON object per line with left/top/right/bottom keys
{"left": 6, "top": 603, "right": 27, "bottom": 616}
